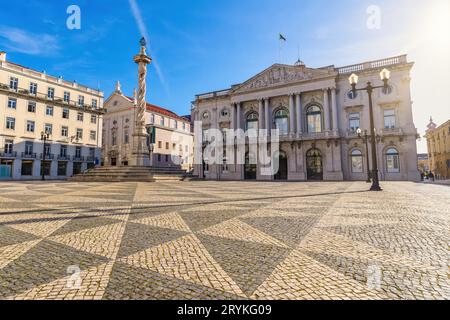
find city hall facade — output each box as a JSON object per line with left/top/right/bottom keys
{"left": 192, "top": 55, "right": 420, "bottom": 182}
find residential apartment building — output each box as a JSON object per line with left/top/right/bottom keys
{"left": 0, "top": 52, "right": 104, "bottom": 180}
{"left": 192, "top": 55, "right": 420, "bottom": 182}
{"left": 425, "top": 118, "right": 450, "bottom": 179}
{"left": 102, "top": 84, "right": 193, "bottom": 171}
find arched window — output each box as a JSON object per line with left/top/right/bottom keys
{"left": 386, "top": 148, "right": 400, "bottom": 173}
{"left": 274, "top": 109, "right": 289, "bottom": 135}
{"left": 351, "top": 150, "right": 363, "bottom": 173}
{"left": 307, "top": 105, "right": 323, "bottom": 133}
{"left": 246, "top": 112, "right": 259, "bottom": 131}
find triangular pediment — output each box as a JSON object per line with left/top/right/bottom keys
{"left": 232, "top": 64, "right": 336, "bottom": 94}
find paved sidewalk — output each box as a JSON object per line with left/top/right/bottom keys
{"left": 0, "top": 181, "right": 448, "bottom": 300}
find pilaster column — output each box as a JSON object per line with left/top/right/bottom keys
{"left": 323, "top": 89, "right": 331, "bottom": 131}
{"left": 236, "top": 102, "right": 241, "bottom": 130}
{"left": 331, "top": 88, "right": 338, "bottom": 132}
{"left": 230, "top": 103, "right": 236, "bottom": 130}
{"left": 258, "top": 99, "right": 264, "bottom": 130}
{"left": 289, "top": 94, "right": 295, "bottom": 135}
{"left": 264, "top": 98, "right": 270, "bottom": 134}
{"left": 296, "top": 93, "right": 303, "bottom": 135}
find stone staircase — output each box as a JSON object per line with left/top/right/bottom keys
{"left": 70, "top": 166, "right": 196, "bottom": 182}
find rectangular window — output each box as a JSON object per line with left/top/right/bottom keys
{"left": 160, "top": 117, "right": 165, "bottom": 126}
{"left": 64, "top": 91, "right": 70, "bottom": 103}
{"left": 90, "top": 115, "right": 97, "bottom": 124}
{"left": 9, "top": 77, "right": 18, "bottom": 91}
{"left": 183, "top": 123, "right": 186, "bottom": 130}
{"left": 165, "top": 155, "right": 169, "bottom": 162}
{"left": 158, "top": 141, "right": 162, "bottom": 149}
{"left": 124, "top": 131, "right": 129, "bottom": 144}
{"left": 112, "top": 132, "right": 117, "bottom": 146}
{"left": 89, "top": 148, "right": 95, "bottom": 158}
{"left": 6, "top": 117, "right": 15, "bottom": 130}
{"left": 78, "top": 95, "right": 84, "bottom": 107}
{"left": 174, "top": 120, "right": 178, "bottom": 129}
{"left": 77, "top": 112, "right": 84, "bottom": 121}
{"left": 40, "top": 161, "right": 51, "bottom": 176}
{"left": 90, "top": 131, "right": 96, "bottom": 140}
{"left": 173, "top": 143, "right": 176, "bottom": 150}
{"left": 76, "top": 129, "right": 83, "bottom": 140}
{"left": 25, "top": 141, "right": 34, "bottom": 155}
{"left": 26, "top": 121, "right": 35, "bottom": 133}
{"left": 349, "top": 113, "right": 361, "bottom": 132}
{"left": 28, "top": 102, "right": 36, "bottom": 113}
{"left": 46, "top": 106, "right": 54, "bottom": 116}
{"left": 61, "top": 126, "right": 69, "bottom": 137}
{"left": 150, "top": 114, "right": 155, "bottom": 124}
{"left": 75, "top": 146, "right": 82, "bottom": 158}
{"left": 30, "top": 82, "right": 38, "bottom": 95}
{"left": 47, "top": 87, "right": 55, "bottom": 99}
{"left": 60, "top": 145, "right": 68, "bottom": 157}
{"left": 166, "top": 142, "right": 169, "bottom": 150}
{"left": 62, "top": 108, "right": 70, "bottom": 119}
{"left": 7, "top": 98, "right": 17, "bottom": 109}
{"left": 4, "top": 140, "right": 13, "bottom": 154}
{"left": 92, "top": 99, "right": 98, "bottom": 109}
{"left": 158, "top": 154, "right": 162, "bottom": 162}
{"left": 384, "top": 109, "right": 396, "bottom": 129}
{"left": 44, "top": 123, "right": 53, "bottom": 135}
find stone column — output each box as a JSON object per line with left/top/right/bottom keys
{"left": 296, "top": 93, "right": 303, "bottom": 135}
{"left": 230, "top": 103, "right": 236, "bottom": 130}
{"left": 131, "top": 38, "right": 152, "bottom": 167}
{"left": 323, "top": 89, "right": 331, "bottom": 132}
{"left": 236, "top": 102, "right": 241, "bottom": 130}
{"left": 331, "top": 88, "right": 338, "bottom": 133}
{"left": 264, "top": 98, "right": 270, "bottom": 134}
{"left": 289, "top": 94, "right": 295, "bottom": 135}
{"left": 258, "top": 99, "right": 264, "bottom": 130}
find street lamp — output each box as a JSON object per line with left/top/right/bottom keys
{"left": 40, "top": 131, "right": 50, "bottom": 181}
{"left": 357, "top": 128, "right": 372, "bottom": 183}
{"left": 349, "top": 68, "right": 390, "bottom": 191}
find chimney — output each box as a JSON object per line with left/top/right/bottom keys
{"left": 0, "top": 52, "right": 6, "bottom": 62}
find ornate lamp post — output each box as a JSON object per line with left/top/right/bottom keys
{"left": 349, "top": 68, "right": 391, "bottom": 192}
{"left": 357, "top": 128, "right": 372, "bottom": 183}
{"left": 40, "top": 131, "right": 50, "bottom": 181}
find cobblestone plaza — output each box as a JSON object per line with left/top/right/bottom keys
{"left": 0, "top": 181, "right": 448, "bottom": 300}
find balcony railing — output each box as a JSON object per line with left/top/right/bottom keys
{"left": 21, "top": 152, "right": 37, "bottom": 159}
{"left": 40, "top": 153, "right": 55, "bottom": 160}
{"left": 0, "top": 83, "right": 105, "bottom": 114}
{"left": 0, "top": 151, "right": 17, "bottom": 158}
{"left": 73, "top": 156, "right": 85, "bottom": 162}
{"left": 57, "top": 155, "right": 71, "bottom": 161}
{"left": 86, "top": 156, "right": 95, "bottom": 162}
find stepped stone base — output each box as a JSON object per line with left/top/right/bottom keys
{"left": 70, "top": 166, "right": 196, "bottom": 182}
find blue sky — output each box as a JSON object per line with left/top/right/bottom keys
{"left": 0, "top": 0, "right": 449, "bottom": 152}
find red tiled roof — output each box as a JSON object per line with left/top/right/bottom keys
{"left": 126, "top": 97, "right": 189, "bottom": 122}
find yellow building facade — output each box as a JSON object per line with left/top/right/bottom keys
{"left": 425, "top": 118, "right": 450, "bottom": 179}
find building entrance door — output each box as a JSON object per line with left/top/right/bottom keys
{"left": 306, "top": 149, "right": 323, "bottom": 181}
{"left": 274, "top": 151, "right": 288, "bottom": 180}
{"left": 110, "top": 158, "right": 117, "bottom": 166}
{"left": 244, "top": 152, "right": 257, "bottom": 180}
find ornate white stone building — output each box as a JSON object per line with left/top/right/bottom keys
{"left": 192, "top": 55, "right": 420, "bottom": 182}
{"left": 102, "top": 83, "right": 194, "bottom": 171}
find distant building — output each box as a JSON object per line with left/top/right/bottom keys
{"left": 0, "top": 52, "right": 104, "bottom": 180}
{"left": 192, "top": 55, "right": 420, "bottom": 181}
{"left": 417, "top": 153, "right": 430, "bottom": 173}
{"left": 102, "top": 83, "right": 193, "bottom": 171}
{"left": 425, "top": 118, "right": 450, "bottom": 179}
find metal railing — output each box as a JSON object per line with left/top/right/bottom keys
{"left": 40, "top": 153, "right": 55, "bottom": 160}
{"left": 0, "top": 151, "right": 17, "bottom": 158}
{"left": 21, "top": 152, "right": 37, "bottom": 159}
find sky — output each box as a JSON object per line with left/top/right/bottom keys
{"left": 0, "top": 0, "right": 449, "bottom": 153}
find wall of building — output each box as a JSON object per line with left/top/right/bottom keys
{"left": 0, "top": 53, "right": 104, "bottom": 180}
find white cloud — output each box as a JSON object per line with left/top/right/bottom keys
{"left": 128, "top": 0, "right": 170, "bottom": 96}
{"left": 0, "top": 25, "right": 60, "bottom": 55}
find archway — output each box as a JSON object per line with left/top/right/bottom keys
{"left": 306, "top": 148, "right": 323, "bottom": 180}
{"left": 274, "top": 151, "right": 288, "bottom": 181}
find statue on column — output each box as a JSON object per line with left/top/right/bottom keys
{"left": 131, "top": 37, "right": 152, "bottom": 166}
